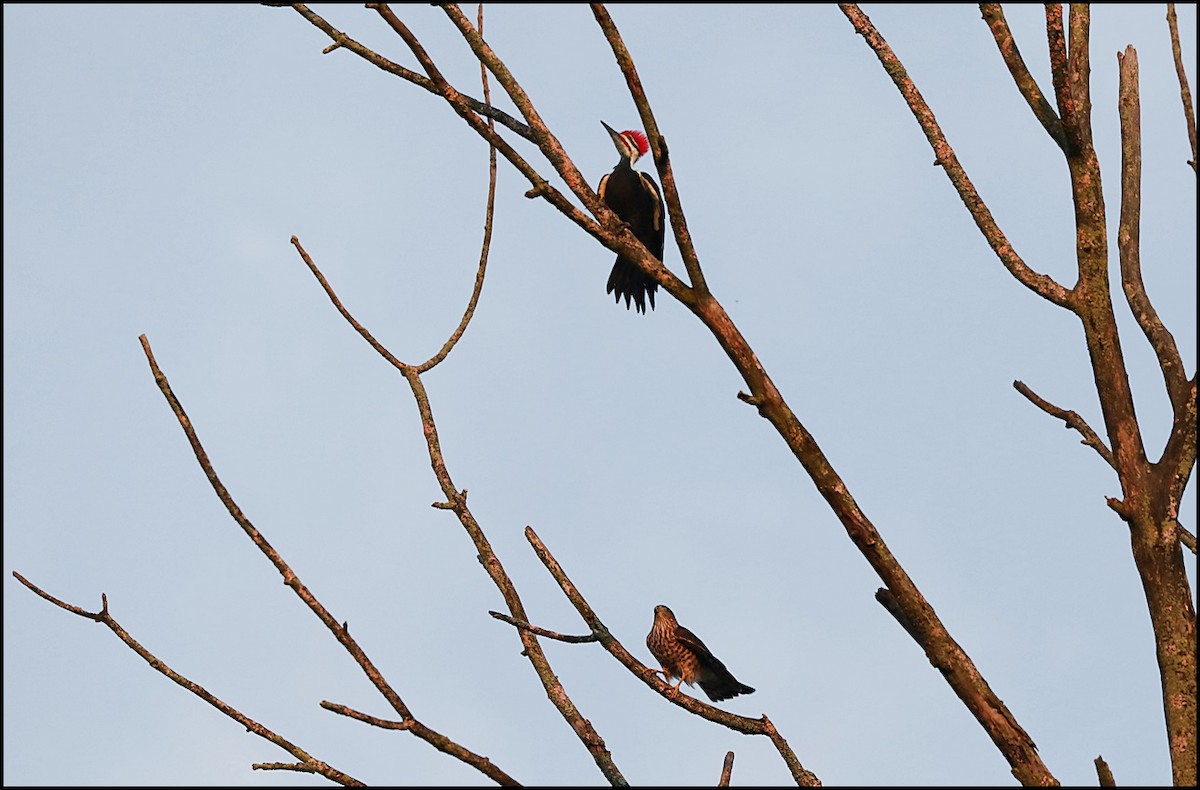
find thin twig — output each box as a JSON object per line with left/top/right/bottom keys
{"left": 1012, "top": 380, "right": 1116, "bottom": 469}
{"left": 11, "top": 572, "right": 364, "bottom": 787}
{"left": 1166, "top": 4, "right": 1197, "bottom": 170}
{"left": 417, "top": 2, "right": 496, "bottom": 372}
{"left": 292, "top": 2, "right": 590, "bottom": 259}
{"left": 1178, "top": 523, "right": 1197, "bottom": 554}
{"left": 254, "top": 762, "right": 322, "bottom": 775}
{"left": 321, "top": 701, "right": 415, "bottom": 730}
{"left": 488, "top": 611, "right": 600, "bottom": 643}
{"left": 292, "top": 237, "right": 409, "bottom": 372}
{"left": 281, "top": 3, "right": 534, "bottom": 139}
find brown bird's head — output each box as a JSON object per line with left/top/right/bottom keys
{"left": 653, "top": 604, "right": 678, "bottom": 625}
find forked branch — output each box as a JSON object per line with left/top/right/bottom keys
{"left": 590, "top": 4, "right": 708, "bottom": 295}
{"left": 280, "top": 3, "right": 695, "bottom": 310}
{"left": 12, "top": 572, "right": 364, "bottom": 787}
{"left": 136, "top": 333, "right": 520, "bottom": 786}
{"left": 418, "top": 2, "right": 496, "bottom": 373}
{"left": 980, "top": 4, "right": 1068, "bottom": 152}
{"left": 291, "top": 240, "right": 627, "bottom": 785}
{"left": 840, "top": 3, "right": 1073, "bottom": 309}
{"left": 844, "top": 5, "right": 1195, "bottom": 783}
{"left": 288, "top": 3, "right": 533, "bottom": 139}
{"left": 488, "top": 611, "right": 601, "bottom": 643}
{"left": 433, "top": 4, "right": 694, "bottom": 305}
{"left": 1116, "top": 46, "right": 1190, "bottom": 414}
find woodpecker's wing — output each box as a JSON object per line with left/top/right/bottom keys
{"left": 636, "top": 171, "right": 666, "bottom": 260}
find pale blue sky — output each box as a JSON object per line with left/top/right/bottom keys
{"left": 5, "top": 4, "right": 1196, "bottom": 786}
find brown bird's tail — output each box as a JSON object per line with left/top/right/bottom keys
{"left": 606, "top": 256, "right": 657, "bottom": 314}
{"left": 699, "top": 675, "right": 755, "bottom": 703}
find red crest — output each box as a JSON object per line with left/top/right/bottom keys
{"left": 624, "top": 130, "right": 650, "bottom": 157}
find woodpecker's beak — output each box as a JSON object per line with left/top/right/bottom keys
{"left": 601, "top": 120, "right": 623, "bottom": 149}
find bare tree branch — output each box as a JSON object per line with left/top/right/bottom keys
{"left": 1166, "top": 4, "right": 1197, "bottom": 170}
{"left": 521, "top": 526, "right": 821, "bottom": 787}
{"left": 292, "top": 236, "right": 409, "bottom": 372}
{"left": 280, "top": 3, "right": 534, "bottom": 140}
{"left": 253, "top": 762, "right": 327, "bottom": 776}
{"left": 11, "top": 572, "right": 365, "bottom": 787}
{"left": 839, "top": 3, "right": 1074, "bottom": 310}
{"left": 1051, "top": 35, "right": 1196, "bottom": 779}
{"left": 979, "top": 4, "right": 1068, "bottom": 152}
{"left": 1117, "top": 46, "right": 1190, "bottom": 417}
{"left": 1158, "top": 374, "right": 1197, "bottom": 538}
{"left": 1094, "top": 754, "right": 1116, "bottom": 786}
{"left": 286, "top": 3, "right": 695, "bottom": 312}
{"left": 399, "top": 366, "right": 627, "bottom": 786}
{"left": 1045, "top": 5, "right": 1074, "bottom": 145}
{"left": 1113, "top": 39, "right": 1195, "bottom": 566}
{"left": 1066, "top": 6, "right": 1096, "bottom": 149}
{"left": 719, "top": 751, "right": 735, "bottom": 787}
{"left": 292, "top": 3, "right": 589, "bottom": 247}
{"left": 1012, "top": 380, "right": 1116, "bottom": 469}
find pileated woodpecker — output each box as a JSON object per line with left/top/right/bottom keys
{"left": 598, "top": 121, "right": 666, "bottom": 313}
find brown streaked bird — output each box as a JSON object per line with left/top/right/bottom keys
{"left": 646, "top": 604, "right": 755, "bottom": 702}
{"left": 597, "top": 121, "right": 665, "bottom": 314}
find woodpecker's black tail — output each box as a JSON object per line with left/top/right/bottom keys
{"left": 606, "top": 257, "right": 657, "bottom": 314}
